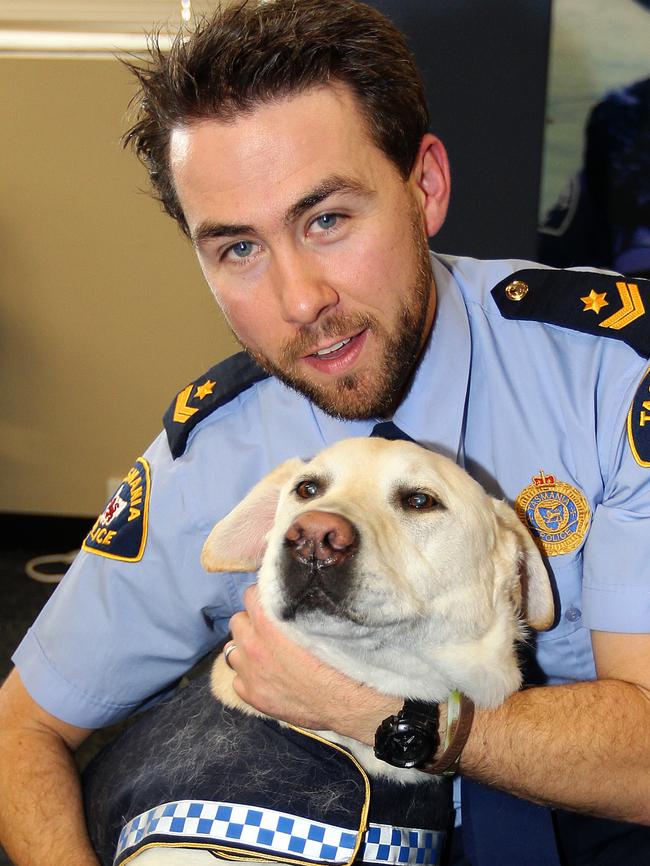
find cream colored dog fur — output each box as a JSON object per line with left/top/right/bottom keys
{"left": 202, "top": 437, "right": 554, "bottom": 783}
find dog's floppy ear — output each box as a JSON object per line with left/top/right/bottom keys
{"left": 492, "top": 499, "right": 555, "bottom": 632}
{"left": 201, "top": 457, "right": 304, "bottom": 573}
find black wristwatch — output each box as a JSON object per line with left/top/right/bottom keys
{"left": 374, "top": 700, "right": 440, "bottom": 769}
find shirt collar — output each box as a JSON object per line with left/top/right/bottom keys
{"left": 392, "top": 254, "right": 471, "bottom": 462}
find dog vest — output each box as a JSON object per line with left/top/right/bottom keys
{"left": 83, "top": 673, "right": 452, "bottom": 866}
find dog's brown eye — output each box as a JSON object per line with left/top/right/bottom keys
{"left": 403, "top": 491, "right": 438, "bottom": 510}
{"left": 296, "top": 480, "right": 319, "bottom": 499}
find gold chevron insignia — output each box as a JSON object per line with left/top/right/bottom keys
{"left": 173, "top": 384, "right": 199, "bottom": 423}
{"left": 598, "top": 282, "right": 645, "bottom": 331}
{"left": 580, "top": 290, "right": 608, "bottom": 314}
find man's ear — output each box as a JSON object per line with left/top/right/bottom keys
{"left": 409, "top": 133, "right": 451, "bottom": 239}
{"left": 201, "top": 457, "right": 304, "bottom": 573}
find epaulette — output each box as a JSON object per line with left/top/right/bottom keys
{"left": 491, "top": 269, "right": 650, "bottom": 358}
{"left": 163, "top": 352, "right": 269, "bottom": 459}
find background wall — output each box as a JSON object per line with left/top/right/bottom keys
{"left": 1, "top": 59, "right": 238, "bottom": 517}
{"left": 1, "top": 0, "right": 551, "bottom": 519}
{"left": 375, "top": 0, "right": 551, "bottom": 263}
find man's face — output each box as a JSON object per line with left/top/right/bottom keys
{"left": 170, "top": 84, "right": 436, "bottom": 419}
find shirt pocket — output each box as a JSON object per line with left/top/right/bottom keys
{"left": 533, "top": 555, "right": 597, "bottom": 684}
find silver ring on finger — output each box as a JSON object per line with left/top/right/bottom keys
{"left": 223, "top": 642, "right": 238, "bottom": 670}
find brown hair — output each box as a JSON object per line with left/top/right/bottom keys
{"left": 123, "top": 0, "right": 429, "bottom": 235}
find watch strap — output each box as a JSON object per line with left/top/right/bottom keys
{"left": 401, "top": 699, "right": 439, "bottom": 723}
{"left": 422, "top": 691, "right": 475, "bottom": 776}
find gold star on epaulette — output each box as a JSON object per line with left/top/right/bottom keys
{"left": 195, "top": 379, "right": 216, "bottom": 400}
{"left": 580, "top": 290, "right": 609, "bottom": 314}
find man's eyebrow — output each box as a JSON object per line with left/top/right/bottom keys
{"left": 191, "top": 175, "right": 370, "bottom": 246}
{"left": 284, "top": 176, "right": 370, "bottom": 224}
{"left": 192, "top": 222, "right": 256, "bottom": 246}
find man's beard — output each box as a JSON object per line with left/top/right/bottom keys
{"left": 238, "top": 218, "right": 433, "bottom": 420}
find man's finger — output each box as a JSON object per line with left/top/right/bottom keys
{"left": 229, "top": 609, "right": 251, "bottom": 642}
{"left": 243, "top": 582, "right": 260, "bottom": 609}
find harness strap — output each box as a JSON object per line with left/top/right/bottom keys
{"left": 116, "top": 800, "right": 446, "bottom": 866}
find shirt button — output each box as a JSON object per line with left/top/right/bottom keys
{"left": 564, "top": 606, "right": 582, "bottom": 622}
{"left": 504, "top": 280, "right": 529, "bottom": 301}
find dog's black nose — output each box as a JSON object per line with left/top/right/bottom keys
{"left": 285, "top": 511, "right": 358, "bottom": 567}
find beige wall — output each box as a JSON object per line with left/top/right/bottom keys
{"left": 1, "top": 58, "right": 238, "bottom": 517}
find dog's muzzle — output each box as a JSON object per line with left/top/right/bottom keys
{"left": 280, "top": 510, "right": 359, "bottom": 619}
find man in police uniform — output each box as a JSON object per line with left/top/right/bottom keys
{"left": 1, "top": 1, "right": 650, "bottom": 865}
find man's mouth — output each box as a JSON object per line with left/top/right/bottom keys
{"left": 313, "top": 336, "right": 352, "bottom": 358}
{"left": 303, "top": 330, "right": 368, "bottom": 372}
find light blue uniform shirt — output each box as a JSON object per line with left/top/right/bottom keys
{"left": 14, "top": 254, "right": 650, "bottom": 728}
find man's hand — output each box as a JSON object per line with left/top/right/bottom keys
{"left": 228, "top": 585, "right": 400, "bottom": 742}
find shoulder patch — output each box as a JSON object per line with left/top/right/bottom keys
{"left": 82, "top": 458, "right": 151, "bottom": 561}
{"left": 627, "top": 367, "right": 650, "bottom": 467}
{"left": 491, "top": 269, "right": 650, "bottom": 358}
{"left": 163, "top": 352, "right": 269, "bottom": 459}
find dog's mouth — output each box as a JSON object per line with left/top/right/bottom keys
{"left": 279, "top": 560, "right": 367, "bottom": 625}
{"left": 281, "top": 583, "right": 338, "bottom": 620}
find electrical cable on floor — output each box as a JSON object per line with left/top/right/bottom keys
{"left": 24, "top": 550, "right": 79, "bottom": 584}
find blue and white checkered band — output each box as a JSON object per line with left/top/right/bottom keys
{"left": 115, "top": 800, "right": 445, "bottom": 866}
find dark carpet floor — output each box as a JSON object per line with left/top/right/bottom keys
{"left": 0, "top": 549, "right": 58, "bottom": 683}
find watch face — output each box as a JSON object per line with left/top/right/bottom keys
{"left": 391, "top": 724, "right": 432, "bottom": 768}
{"left": 376, "top": 716, "right": 438, "bottom": 769}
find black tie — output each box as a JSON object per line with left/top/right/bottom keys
{"left": 370, "top": 420, "right": 416, "bottom": 443}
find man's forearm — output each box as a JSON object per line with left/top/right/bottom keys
{"left": 459, "top": 678, "right": 650, "bottom": 825}
{"left": 0, "top": 724, "right": 99, "bottom": 866}
{"left": 229, "top": 591, "right": 650, "bottom": 825}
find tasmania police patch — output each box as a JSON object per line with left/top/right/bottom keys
{"left": 627, "top": 367, "right": 650, "bottom": 467}
{"left": 82, "top": 458, "right": 151, "bottom": 561}
{"left": 515, "top": 470, "right": 591, "bottom": 556}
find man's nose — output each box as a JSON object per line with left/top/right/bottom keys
{"left": 270, "top": 250, "right": 339, "bottom": 325}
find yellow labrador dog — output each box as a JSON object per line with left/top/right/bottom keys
{"left": 99, "top": 438, "right": 554, "bottom": 866}
{"left": 203, "top": 437, "right": 555, "bottom": 781}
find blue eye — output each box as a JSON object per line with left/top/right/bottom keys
{"left": 230, "top": 241, "right": 254, "bottom": 258}
{"left": 314, "top": 213, "right": 338, "bottom": 230}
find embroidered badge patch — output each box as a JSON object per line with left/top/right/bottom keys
{"left": 515, "top": 470, "right": 590, "bottom": 556}
{"left": 82, "top": 458, "right": 151, "bottom": 562}
{"left": 627, "top": 367, "right": 650, "bottom": 467}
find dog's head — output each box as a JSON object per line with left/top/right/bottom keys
{"left": 202, "top": 438, "right": 554, "bottom": 707}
